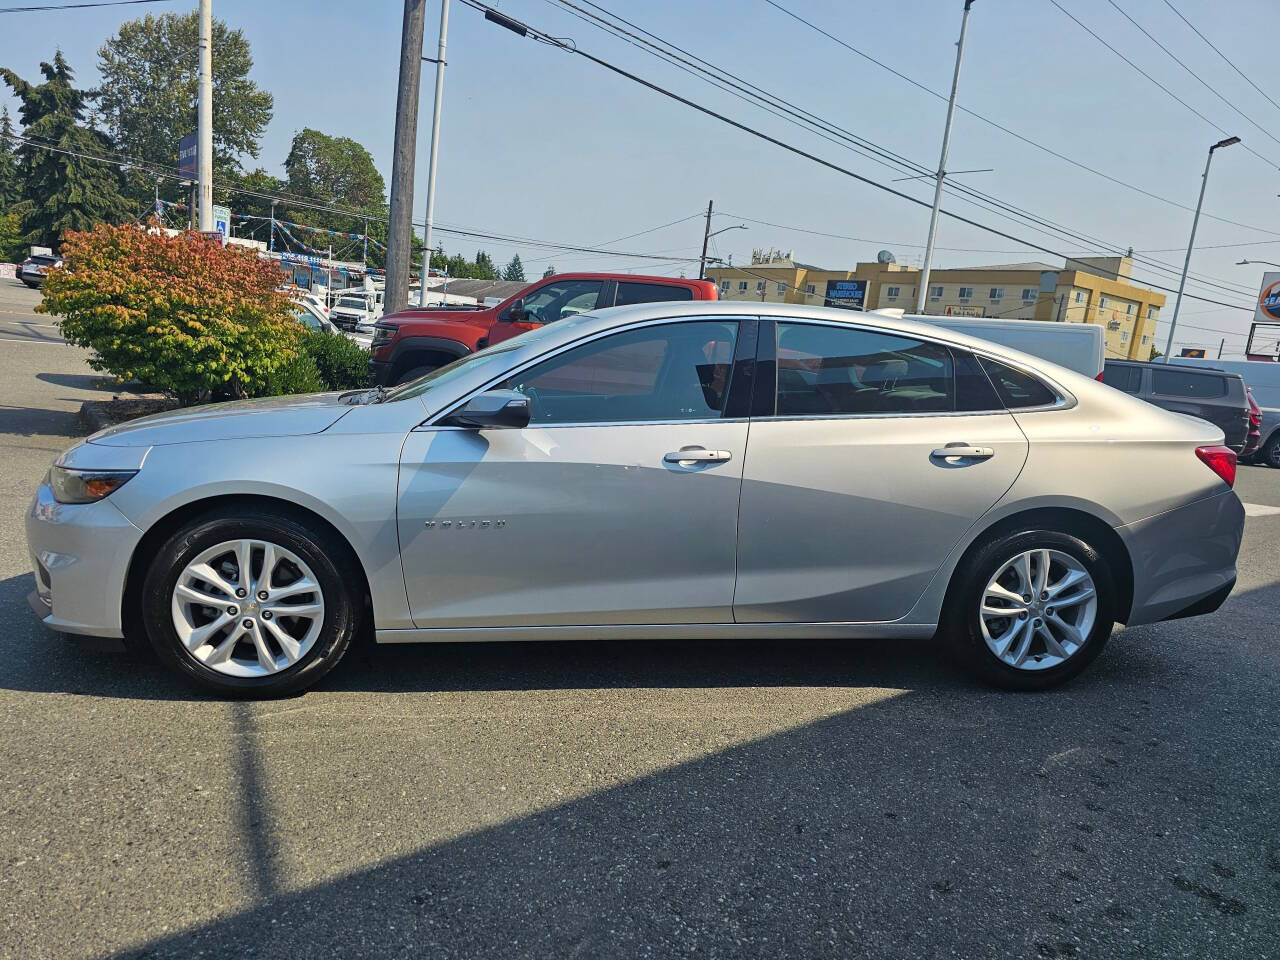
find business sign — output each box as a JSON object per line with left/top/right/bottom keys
{"left": 944, "top": 304, "right": 985, "bottom": 317}
{"left": 1255, "top": 271, "right": 1280, "bottom": 323}
{"left": 1179, "top": 348, "right": 1206, "bottom": 358}
{"left": 823, "top": 278, "right": 867, "bottom": 310}
{"left": 212, "top": 203, "right": 231, "bottom": 241}
{"left": 178, "top": 132, "right": 197, "bottom": 180}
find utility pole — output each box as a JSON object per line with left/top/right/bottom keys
{"left": 196, "top": 0, "right": 213, "bottom": 232}
{"left": 418, "top": 0, "right": 450, "bottom": 307}
{"left": 915, "top": 0, "right": 974, "bottom": 315}
{"left": 698, "top": 199, "right": 713, "bottom": 278}
{"left": 387, "top": 0, "right": 428, "bottom": 314}
{"left": 1217, "top": 337, "right": 1225, "bottom": 359}
{"left": 1164, "top": 135, "right": 1240, "bottom": 360}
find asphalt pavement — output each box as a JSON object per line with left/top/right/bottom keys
{"left": 0, "top": 275, "right": 1277, "bottom": 959}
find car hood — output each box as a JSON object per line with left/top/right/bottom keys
{"left": 87, "top": 393, "right": 354, "bottom": 447}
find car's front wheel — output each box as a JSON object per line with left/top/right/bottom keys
{"left": 141, "top": 506, "right": 361, "bottom": 697}
{"left": 946, "top": 529, "right": 1116, "bottom": 690}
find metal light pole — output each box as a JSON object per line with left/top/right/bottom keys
{"left": 418, "top": 0, "right": 451, "bottom": 306}
{"left": 268, "top": 200, "right": 277, "bottom": 253}
{"left": 699, "top": 206, "right": 748, "bottom": 279}
{"left": 386, "top": 0, "right": 428, "bottom": 314}
{"left": 1237, "top": 258, "right": 1280, "bottom": 269}
{"left": 196, "top": 0, "right": 213, "bottom": 232}
{"left": 915, "top": 0, "right": 974, "bottom": 315}
{"left": 1163, "top": 135, "right": 1241, "bottom": 359}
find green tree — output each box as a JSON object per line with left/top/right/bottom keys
{"left": 502, "top": 253, "right": 525, "bottom": 282}
{"left": 1, "top": 53, "right": 131, "bottom": 248}
{"left": 284, "top": 128, "right": 384, "bottom": 219}
{"left": 0, "top": 211, "right": 22, "bottom": 262}
{"left": 542, "top": 265, "right": 557, "bottom": 279}
{"left": 0, "top": 107, "right": 19, "bottom": 213}
{"left": 94, "top": 13, "right": 272, "bottom": 183}
{"left": 474, "top": 249, "right": 498, "bottom": 280}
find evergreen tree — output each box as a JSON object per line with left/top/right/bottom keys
{"left": 474, "top": 249, "right": 498, "bottom": 280}
{"left": 2, "top": 53, "right": 130, "bottom": 248}
{"left": 542, "top": 265, "right": 557, "bottom": 279}
{"left": 0, "top": 107, "right": 19, "bottom": 213}
{"left": 502, "top": 253, "right": 526, "bottom": 282}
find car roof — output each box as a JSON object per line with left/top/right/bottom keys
{"left": 1108, "top": 358, "right": 1243, "bottom": 379}
{"left": 539, "top": 272, "right": 711, "bottom": 285}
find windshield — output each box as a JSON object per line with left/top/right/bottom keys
{"left": 336, "top": 297, "right": 367, "bottom": 309}
{"left": 384, "top": 312, "right": 600, "bottom": 403}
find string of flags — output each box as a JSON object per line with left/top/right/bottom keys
{"left": 152, "top": 199, "right": 388, "bottom": 258}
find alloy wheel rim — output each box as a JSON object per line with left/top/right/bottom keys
{"left": 978, "top": 548, "right": 1097, "bottom": 672}
{"left": 170, "top": 539, "right": 325, "bottom": 678}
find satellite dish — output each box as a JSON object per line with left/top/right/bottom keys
{"left": 876, "top": 249, "right": 897, "bottom": 264}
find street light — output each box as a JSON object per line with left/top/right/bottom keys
{"left": 1238, "top": 258, "right": 1280, "bottom": 269}
{"left": 1163, "top": 135, "right": 1241, "bottom": 360}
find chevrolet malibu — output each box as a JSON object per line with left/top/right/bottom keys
{"left": 26, "top": 303, "right": 1244, "bottom": 696}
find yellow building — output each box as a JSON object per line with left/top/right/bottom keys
{"left": 707, "top": 252, "right": 1165, "bottom": 360}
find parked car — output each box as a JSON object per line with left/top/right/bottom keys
{"left": 19, "top": 252, "right": 63, "bottom": 288}
{"left": 290, "top": 300, "right": 336, "bottom": 334}
{"left": 26, "top": 302, "right": 1242, "bottom": 697}
{"left": 1170, "top": 357, "right": 1280, "bottom": 467}
{"left": 329, "top": 291, "right": 382, "bottom": 333}
{"left": 1243, "top": 388, "right": 1262, "bottom": 459}
{"left": 369, "top": 272, "right": 718, "bottom": 386}
{"left": 902, "top": 314, "right": 1105, "bottom": 379}
{"left": 1103, "top": 359, "right": 1250, "bottom": 453}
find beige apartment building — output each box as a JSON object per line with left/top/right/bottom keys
{"left": 707, "top": 251, "right": 1165, "bottom": 360}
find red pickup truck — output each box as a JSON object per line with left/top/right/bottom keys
{"left": 369, "top": 272, "right": 718, "bottom": 386}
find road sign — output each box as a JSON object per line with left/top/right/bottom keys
{"left": 178, "top": 133, "right": 197, "bottom": 180}
{"left": 212, "top": 204, "right": 231, "bottom": 243}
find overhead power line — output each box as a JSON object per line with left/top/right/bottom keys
{"left": 544, "top": 0, "right": 1255, "bottom": 299}
{"left": 460, "top": 0, "right": 1252, "bottom": 314}
{"left": 1046, "top": 0, "right": 1278, "bottom": 171}
{"left": 1103, "top": 0, "right": 1280, "bottom": 151}
{"left": 759, "top": 0, "right": 1280, "bottom": 239}
{"left": 1159, "top": 0, "right": 1280, "bottom": 117}
{"left": 0, "top": 0, "right": 170, "bottom": 12}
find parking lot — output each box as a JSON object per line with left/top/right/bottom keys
{"left": 1, "top": 274, "right": 1278, "bottom": 959}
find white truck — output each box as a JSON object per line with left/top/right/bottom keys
{"left": 879, "top": 312, "right": 1106, "bottom": 380}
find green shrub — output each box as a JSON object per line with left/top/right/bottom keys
{"left": 265, "top": 350, "right": 327, "bottom": 396}
{"left": 300, "top": 329, "right": 368, "bottom": 390}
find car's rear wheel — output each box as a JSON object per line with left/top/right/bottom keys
{"left": 1262, "top": 433, "right": 1280, "bottom": 469}
{"left": 141, "top": 507, "right": 360, "bottom": 697}
{"left": 945, "top": 529, "right": 1116, "bottom": 690}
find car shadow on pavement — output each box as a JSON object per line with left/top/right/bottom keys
{"left": 96, "top": 579, "right": 1280, "bottom": 960}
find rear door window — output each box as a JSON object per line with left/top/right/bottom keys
{"left": 1151, "top": 369, "right": 1226, "bottom": 398}
{"left": 773, "top": 322, "right": 953, "bottom": 416}
{"left": 614, "top": 282, "right": 695, "bottom": 307}
{"left": 1103, "top": 364, "right": 1142, "bottom": 394}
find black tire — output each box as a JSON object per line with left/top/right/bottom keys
{"left": 140, "top": 505, "right": 361, "bottom": 697}
{"left": 943, "top": 529, "right": 1116, "bottom": 691}
{"left": 393, "top": 364, "right": 437, "bottom": 386}
{"left": 1262, "top": 433, "right": 1280, "bottom": 469}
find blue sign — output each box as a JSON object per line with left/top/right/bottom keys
{"left": 824, "top": 278, "right": 867, "bottom": 310}
{"left": 178, "top": 133, "right": 198, "bottom": 180}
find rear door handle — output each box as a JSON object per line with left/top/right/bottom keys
{"left": 664, "top": 446, "right": 733, "bottom": 464}
{"left": 931, "top": 443, "right": 995, "bottom": 460}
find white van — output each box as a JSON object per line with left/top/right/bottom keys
{"left": 879, "top": 312, "right": 1105, "bottom": 379}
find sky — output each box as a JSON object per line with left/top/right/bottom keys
{"left": 3, "top": 0, "right": 1280, "bottom": 356}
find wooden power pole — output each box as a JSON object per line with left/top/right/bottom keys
{"left": 386, "top": 0, "right": 428, "bottom": 314}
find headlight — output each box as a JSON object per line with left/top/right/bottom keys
{"left": 49, "top": 466, "right": 137, "bottom": 504}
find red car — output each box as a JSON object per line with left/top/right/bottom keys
{"left": 369, "top": 272, "right": 718, "bottom": 386}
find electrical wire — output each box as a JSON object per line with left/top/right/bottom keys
{"left": 539, "top": 0, "right": 1256, "bottom": 300}
{"left": 1159, "top": 0, "right": 1280, "bottom": 117}
{"left": 460, "top": 0, "right": 1253, "bottom": 317}
{"left": 759, "top": 0, "right": 1280, "bottom": 240}
{"left": 1046, "top": 0, "right": 1277, "bottom": 170}
{"left": 0, "top": 0, "right": 169, "bottom": 11}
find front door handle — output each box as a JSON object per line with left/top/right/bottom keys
{"left": 664, "top": 446, "right": 733, "bottom": 464}
{"left": 931, "top": 443, "right": 995, "bottom": 460}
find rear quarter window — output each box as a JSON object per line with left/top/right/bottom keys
{"left": 978, "top": 357, "right": 1058, "bottom": 409}
{"left": 1151, "top": 369, "right": 1226, "bottom": 399}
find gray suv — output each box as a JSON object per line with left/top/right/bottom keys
{"left": 1103, "top": 360, "right": 1250, "bottom": 453}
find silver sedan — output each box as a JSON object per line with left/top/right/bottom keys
{"left": 26, "top": 303, "right": 1244, "bottom": 696}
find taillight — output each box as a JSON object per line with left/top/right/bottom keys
{"left": 1195, "top": 445, "right": 1237, "bottom": 488}
{"left": 1095, "top": 371, "right": 1105, "bottom": 381}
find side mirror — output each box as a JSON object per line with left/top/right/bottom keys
{"left": 498, "top": 298, "right": 526, "bottom": 323}
{"left": 445, "top": 389, "right": 531, "bottom": 429}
